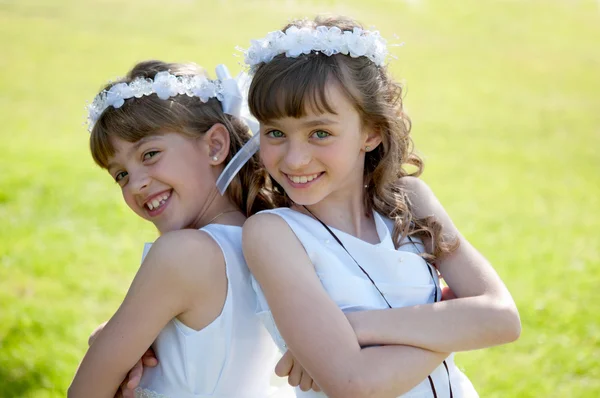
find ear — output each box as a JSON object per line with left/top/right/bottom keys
{"left": 203, "top": 123, "right": 231, "bottom": 165}
{"left": 362, "top": 126, "right": 383, "bottom": 153}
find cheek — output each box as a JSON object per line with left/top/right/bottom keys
{"left": 319, "top": 142, "right": 357, "bottom": 169}
{"left": 259, "top": 144, "right": 279, "bottom": 170}
{"left": 122, "top": 189, "right": 143, "bottom": 215}
{"left": 176, "top": 158, "right": 215, "bottom": 195}
{"left": 170, "top": 150, "right": 208, "bottom": 181}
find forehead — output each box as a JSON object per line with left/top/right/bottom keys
{"left": 268, "top": 83, "right": 359, "bottom": 126}
{"left": 265, "top": 82, "right": 356, "bottom": 124}
{"left": 324, "top": 82, "right": 358, "bottom": 115}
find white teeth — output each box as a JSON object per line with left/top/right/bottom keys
{"left": 289, "top": 173, "right": 319, "bottom": 184}
{"left": 145, "top": 192, "right": 171, "bottom": 212}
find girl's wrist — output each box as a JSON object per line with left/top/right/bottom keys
{"left": 346, "top": 311, "right": 372, "bottom": 346}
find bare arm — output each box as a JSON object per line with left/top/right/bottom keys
{"left": 244, "top": 214, "right": 448, "bottom": 398}
{"left": 87, "top": 322, "right": 158, "bottom": 398}
{"left": 68, "top": 230, "right": 225, "bottom": 398}
{"left": 346, "top": 177, "right": 521, "bottom": 353}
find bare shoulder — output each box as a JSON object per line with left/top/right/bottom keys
{"left": 243, "top": 211, "right": 304, "bottom": 273}
{"left": 143, "top": 229, "right": 224, "bottom": 284}
{"left": 243, "top": 212, "right": 289, "bottom": 237}
{"left": 398, "top": 175, "right": 431, "bottom": 194}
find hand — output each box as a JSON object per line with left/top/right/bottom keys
{"left": 275, "top": 350, "right": 321, "bottom": 392}
{"left": 114, "top": 348, "right": 158, "bottom": 398}
{"left": 441, "top": 285, "right": 457, "bottom": 300}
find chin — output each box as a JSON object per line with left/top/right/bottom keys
{"left": 155, "top": 222, "right": 178, "bottom": 235}
{"left": 287, "top": 191, "right": 325, "bottom": 207}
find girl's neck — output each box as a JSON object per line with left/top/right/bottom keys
{"left": 192, "top": 192, "right": 244, "bottom": 229}
{"left": 293, "top": 188, "right": 379, "bottom": 244}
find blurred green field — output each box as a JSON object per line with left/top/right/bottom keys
{"left": 1, "top": 0, "right": 599, "bottom": 396}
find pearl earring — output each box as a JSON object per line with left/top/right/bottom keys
{"left": 212, "top": 156, "right": 218, "bottom": 161}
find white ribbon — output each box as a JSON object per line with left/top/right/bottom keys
{"left": 214, "top": 64, "right": 260, "bottom": 195}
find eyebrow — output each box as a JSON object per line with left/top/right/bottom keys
{"left": 265, "top": 118, "right": 338, "bottom": 129}
{"left": 301, "top": 118, "right": 338, "bottom": 128}
{"left": 107, "top": 135, "right": 162, "bottom": 171}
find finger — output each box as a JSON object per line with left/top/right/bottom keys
{"left": 275, "top": 351, "right": 294, "bottom": 377}
{"left": 441, "top": 286, "right": 457, "bottom": 300}
{"left": 311, "top": 380, "right": 321, "bottom": 392}
{"left": 121, "top": 384, "right": 133, "bottom": 398}
{"left": 299, "top": 370, "right": 313, "bottom": 392}
{"left": 287, "top": 361, "right": 302, "bottom": 387}
{"left": 126, "top": 360, "right": 143, "bottom": 389}
{"left": 117, "top": 379, "right": 128, "bottom": 398}
{"left": 142, "top": 349, "right": 158, "bottom": 367}
{"left": 121, "top": 378, "right": 136, "bottom": 398}
{"left": 114, "top": 384, "right": 123, "bottom": 398}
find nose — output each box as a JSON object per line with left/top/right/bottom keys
{"left": 129, "top": 168, "right": 151, "bottom": 194}
{"left": 284, "top": 141, "right": 311, "bottom": 171}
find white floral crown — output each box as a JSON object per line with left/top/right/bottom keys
{"left": 242, "top": 25, "right": 388, "bottom": 68}
{"left": 86, "top": 71, "right": 228, "bottom": 132}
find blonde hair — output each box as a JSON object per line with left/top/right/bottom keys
{"left": 248, "top": 16, "right": 458, "bottom": 260}
{"left": 90, "top": 60, "right": 274, "bottom": 216}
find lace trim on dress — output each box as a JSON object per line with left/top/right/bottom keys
{"left": 134, "top": 387, "right": 171, "bottom": 398}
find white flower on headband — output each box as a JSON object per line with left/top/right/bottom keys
{"left": 314, "top": 26, "right": 344, "bottom": 56}
{"left": 86, "top": 72, "right": 225, "bottom": 132}
{"left": 242, "top": 25, "right": 389, "bottom": 68}
{"left": 282, "top": 26, "right": 315, "bottom": 57}
{"left": 152, "top": 72, "right": 179, "bottom": 100}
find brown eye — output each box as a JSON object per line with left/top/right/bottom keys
{"left": 115, "top": 171, "right": 128, "bottom": 182}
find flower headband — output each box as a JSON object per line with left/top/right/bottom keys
{"left": 242, "top": 25, "right": 388, "bottom": 69}
{"left": 86, "top": 71, "right": 230, "bottom": 132}
{"left": 86, "top": 65, "right": 259, "bottom": 195}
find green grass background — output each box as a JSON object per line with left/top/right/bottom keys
{"left": 1, "top": 0, "right": 599, "bottom": 396}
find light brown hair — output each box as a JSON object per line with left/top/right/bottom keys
{"left": 90, "top": 60, "right": 273, "bottom": 216}
{"left": 248, "top": 16, "right": 458, "bottom": 260}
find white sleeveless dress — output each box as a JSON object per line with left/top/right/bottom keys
{"left": 252, "top": 208, "right": 478, "bottom": 398}
{"left": 134, "top": 224, "right": 290, "bottom": 398}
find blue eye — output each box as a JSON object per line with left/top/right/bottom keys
{"left": 312, "top": 130, "right": 330, "bottom": 139}
{"left": 115, "top": 171, "right": 128, "bottom": 183}
{"left": 143, "top": 151, "right": 159, "bottom": 161}
{"left": 267, "top": 130, "right": 285, "bottom": 138}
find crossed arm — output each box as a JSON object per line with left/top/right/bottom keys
{"left": 69, "top": 230, "right": 226, "bottom": 398}
{"left": 243, "top": 178, "right": 520, "bottom": 397}
{"left": 244, "top": 214, "right": 448, "bottom": 398}
{"left": 344, "top": 177, "right": 521, "bottom": 353}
